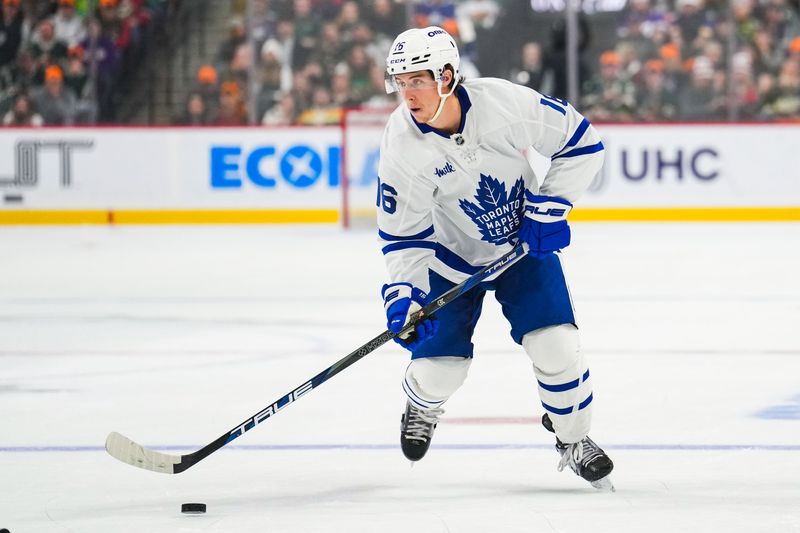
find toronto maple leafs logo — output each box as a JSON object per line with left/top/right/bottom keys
{"left": 459, "top": 174, "right": 525, "bottom": 246}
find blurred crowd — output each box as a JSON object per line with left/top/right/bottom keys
{"left": 575, "top": 0, "right": 800, "bottom": 121}
{"left": 0, "top": 0, "right": 172, "bottom": 125}
{"left": 186, "top": 0, "right": 800, "bottom": 126}
{"left": 2, "top": 0, "right": 799, "bottom": 126}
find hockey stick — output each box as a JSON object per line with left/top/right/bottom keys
{"left": 105, "top": 244, "right": 526, "bottom": 474}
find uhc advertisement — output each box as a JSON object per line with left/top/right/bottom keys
{"left": 0, "top": 124, "right": 798, "bottom": 223}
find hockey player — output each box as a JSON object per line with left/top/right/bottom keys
{"left": 378, "top": 26, "right": 614, "bottom": 490}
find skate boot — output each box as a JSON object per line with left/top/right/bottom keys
{"left": 400, "top": 401, "right": 444, "bottom": 461}
{"left": 542, "top": 413, "right": 615, "bottom": 491}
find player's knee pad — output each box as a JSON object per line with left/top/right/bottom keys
{"left": 522, "top": 324, "right": 592, "bottom": 443}
{"left": 522, "top": 324, "right": 581, "bottom": 376}
{"left": 403, "top": 356, "right": 471, "bottom": 409}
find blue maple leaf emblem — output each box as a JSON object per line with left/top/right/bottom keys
{"left": 458, "top": 174, "right": 525, "bottom": 245}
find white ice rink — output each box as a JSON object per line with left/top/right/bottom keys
{"left": 1, "top": 223, "right": 799, "bottom": 532}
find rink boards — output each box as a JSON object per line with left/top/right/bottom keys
{"left": 0, "top": 124, "right": 798, "bottom": 224}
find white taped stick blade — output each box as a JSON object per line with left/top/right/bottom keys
{"left": 105, "top": 431, "right": 181, "bottom": 474}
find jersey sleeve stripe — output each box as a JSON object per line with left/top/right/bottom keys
{"left": 378, "top": 225, "right": 435, "bottom": 242}
{"left": 382, "top": 240, "right": 437, "bottom": 255}
{"left": 553, "top": 117, "right": 590, "bottom": 158}
{"left": 551, "top": 141, "right": 604, "bottom": 161}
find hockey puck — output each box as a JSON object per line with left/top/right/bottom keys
{"left": 1, "top": 528, "right": 10, "bottom": 533}
{"left": 181, "top": 503, "right": 206, "bottom": 514}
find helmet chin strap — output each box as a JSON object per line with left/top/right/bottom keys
{"left": 425, "top": 77, "right": 457, "bottom": 126}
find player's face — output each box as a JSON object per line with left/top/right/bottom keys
{"left": 393, "top": 71, "right": 442, "bottom": 122}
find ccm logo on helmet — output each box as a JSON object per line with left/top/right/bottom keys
{"left": 427, "top": 29, "right": 445, "bottom": 37}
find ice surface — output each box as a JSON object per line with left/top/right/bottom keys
{"left": 1, "top": 223, "right": 799, "bottom": 532}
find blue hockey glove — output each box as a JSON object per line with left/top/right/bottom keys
{"left": 518, "top": 192, "right": 573, "bottom": 258}
{"left": 381, "top": 283, "right": 439, "bottom": 351}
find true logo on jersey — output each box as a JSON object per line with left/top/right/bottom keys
{"left": 458, "top": 174, "right": 524, "bottom": 246}
{"left": 434, "top": 162, "right": 455, "bottom": 178}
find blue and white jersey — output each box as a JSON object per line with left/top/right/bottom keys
{"left": 377, "top": 77, "right": 604, "bottom": 291}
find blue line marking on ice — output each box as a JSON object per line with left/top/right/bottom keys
{"left": 2, "top": 443, "right": 800, "bottom": 452}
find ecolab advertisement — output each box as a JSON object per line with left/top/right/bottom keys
{"left": 0, "top": 124, "right": 798, "bottom": 222}
{"left": 0, "top": 128, "right": 341, "bottom": 209}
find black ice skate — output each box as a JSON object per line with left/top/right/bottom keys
{"left": 542, "top": 413, "right": 615, "bottom": 491}
{"left": 400, "top": 401, "right": 444, "bottom": 461}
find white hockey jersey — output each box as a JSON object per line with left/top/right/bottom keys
{"left": 377, "top": 77, "right": 604, "bottom": 292}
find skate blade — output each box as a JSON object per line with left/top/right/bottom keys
{"left": 590, "top": 475, "right": 615, "bottom": 492}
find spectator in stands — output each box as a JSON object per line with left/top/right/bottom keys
{"left": 365, "top": 0, "right": 405, "bottom": 43}
{"left": 510, "top": 41, "right": 551, "bottom": 94}
{"left": 255, "top": 38, "right": 290, "bottom": 118}
{"left": 675, "top": 0, "right": 710, "bottom": 43}
{"left": 177, "top": 91, "right": 211, "bottom": 125}
{"left": 291, "top": 0, "right": 319, "bottom": 69}
{"left": 26, "top": 0, "right": 58, "bottom": 23}
{"left": 352, "top": 22, "right": 384, "bottom": 70}
{"left": 728, "top": 50, "right": 761, "bottom": 119}
{"left": 336, "top": 0, "right": 361, "bottom": 46}
{"left": 297, "top": 85, "right": 340, "bottom": 125}
{"left": 8, "top": 48, "right": 37, "bottom": 92}
{"left": 63, "top": 43, "right": 96, "bottom": 123}
{"left": 752, "top": 29, "right": 785, "bottom": 75}
{"left": 732, "top": 0, "right": 760, "bottom": 44}
{"left": 659, "top": 42, "right": 686, "bottom": 94}
{"left": 97, "top": 0, "right": 131, "bottom": 51}
{"left": 247, "top": 0, "right": 278, "bottom": 50}
{"left": 273, "top": 19, "right": 296, "bottom": 72}
{"left": 262, "top": 91, "right": 297, "bottom": 126}
{"left": 29, "top": 19, "right": 69, "bottom": 77}
{"left": 615, "top": 41, "right": 642, "bottom": 85}
{"left": 678, "top": 55, "right": 724, "bottom": 120}
{"left": 618, "top": 0, "right": 668, "bottom": 38}
{"left": 582, "top": 50, "right": 636, "bottom": 121}
{"left": 759, "top": 58, "right": 800, "bottom": 118}
{"left": 312, "top": 21, "right": 345, "bottom": 84}
{"left": 63, "top": 43, "right": 87, "bottom": 97}
{"left": 290, "top": 69, "right": 313, "bottom": 111}
{"left": 195, "top": 64, "right": 220, "bottom": 113}
{"left": 616, "top": 0, "right": 661, "bottom": 62}
{"left": 344, "top": 43, "right": 375, "bottom": 104}
{"left": 214, "top": 80, "right": 247, "bottom": 125}
{"left": 329, "top": 65, "right": 356, "bottom": 108}
{"left": 31, "top": 64, "right": 76, "bottom": 124}
{"left": 0, "top": 0, "right": 23, "bottom": 69}
{"left": 228, "top": 41, "right": 253, "bottom": 88}
{"left": 636, "top": 58, "right": 678, "bottom": 120}
{"left": 788, "top": 36, "right": 800, "bottom": 67}
{"left": 758, "top": 0, "right": 800, "bottom": 50}
{"left": 215, "top": 16, "right": 246, "bottom": 69}
{"left": 2, "top": 92, "right": 43, "bottom": 125}
{"left": 80, "top": 17, "right": 119, "bottom": 122}
{"left": 53, "top": 0, "right": 86, "bottom": 46}
{"left": 363, "top": 65, "right": 396, "bottom": 108}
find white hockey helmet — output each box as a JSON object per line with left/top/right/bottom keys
{"left": 385, "top": 26, "right": 460, "bottom": 95}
